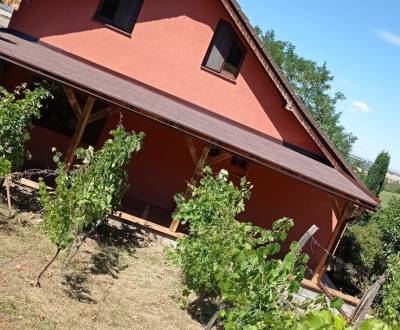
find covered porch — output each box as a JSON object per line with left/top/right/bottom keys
{"left": 0, "top": 30, "right": 378, "bottom": 300}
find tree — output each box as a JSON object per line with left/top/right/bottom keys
{"left": 0, "top": 83, "right": 50, "bottom": 177}
{"left": 255, "top": 28, "right": 357, "bottom": 159}
{"left": 365, "top": 151, "right": 390, "bottom": 196}
{"left": 37, "top": 126, "right": 145, "bottom": 286}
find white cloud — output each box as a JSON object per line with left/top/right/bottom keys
{"left": 373, "top": 28, "right": 400, "bottom": 47}
{"left": 352, "top": 101, "right": 371, "bottom": 113}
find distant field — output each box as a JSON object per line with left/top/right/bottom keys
{"left": 380, "top": 191, "right": 400, "bottom": 208}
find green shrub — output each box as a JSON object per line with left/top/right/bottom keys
{"left": 374, "top": 198, "right": 400, "bottom": 257}
{"left": 332, "top": 222, "right": 385, "bottom": 295}
{"left": 0, "top": 83, "right": 50, "bottom": 177}
{"left": 173, "top": 168, "right": 308, "bottom": 329}
{"left": 295, "top": 310, "right": 393, "bottom": 330}
{"left": 379, "top": 253, "right": 400, "bottom": 326}
{"left": 295, "top": 310, "right": 348, "bottom": 330}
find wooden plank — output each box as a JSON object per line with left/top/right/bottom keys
{"left": 110, "top": 211, "right": 186, "bottom": 239}
{"left": 331, "top": 195, "right": 342, "bottom": 220}
{"left": 311, "top": 202, "right": 353, "bottom": 283}
{"left": 14, "top": 178, "right": 53, "bottom": 191}
{"left": 20, "top": 177, "right": 40, "bottom": 190}
{"left": 244, "top": 161, "right": 253, "bottom": 177}
{"left": 87, "top": 106, "right": 113, "bottom": 124}
{"left": 207, "top": 152, "right": 231, "bottom": 166}
{"left": 302, "top": 279, "right": 360, "bottom": 306}
{"left": 63, "top": 86, "right": 82, "bottom": 119}
{"left": 169, "top": 145, "right": 211, "bottom": 232}
{"left": 185, "top": 136, "right": 198, "bottom": 165}
{"left": 64, "top": 96, "right": 96, "bottom": 167}
{"left": 4, "top": 176, "right": 11, "bottom": 210}
{"left": 189, "top": 145, "right": 211, "bottom": 185}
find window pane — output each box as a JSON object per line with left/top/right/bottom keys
{"left": 99, "top": 0, "right": 120, "bottom": 21}
{"left": 204, "top": 21, "right": 235, "bottom": 72}
{"left": 114, "top": 0, "right": 144, "bottom": 32}
{"left": 222, "top": 41, "right": 245, "bottom": 76}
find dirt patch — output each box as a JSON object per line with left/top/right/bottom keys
{"left": 0, "top": 205, "right": 203, "bottom": 330}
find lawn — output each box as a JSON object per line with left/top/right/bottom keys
{"left": 0, "top": 205, "right": 203, "bottom": 330}
{"left": 380, "top": 190, "right": 400, "bottom": 208}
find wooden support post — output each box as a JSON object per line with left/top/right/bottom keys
{"left": 63, "top": 87, "right": 82, "bottom": 120}
{"left": 185, "top": 137, "right": 198, "bottom": 165}
{"left": 87, "top": 106, "right": 113, "bottom": 124}
{"left": 4, "top": 175, "right": 12, "bottom": 210}
{"left": 207, "top": 152, "right": 231, "bottom": 166}
{"left": 169, "top": 145, "right": 211, "bottom": 232}
{"left": 311, "top": 200, "right": 353, "bottom": 284}
{"left": 244, "top": 162, "right": 253, "bottom": 177}
{"left": 64, "top": 96, "right": 96, "bottom": 168}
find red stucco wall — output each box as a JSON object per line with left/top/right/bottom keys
{"left": 10, "top": 0, "right": 325, "bottom": 158}
{"left": 2, "top": 0, "right": 346, "bottom": 268}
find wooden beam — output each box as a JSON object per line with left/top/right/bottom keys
{"left": 110, "top": 211, "right": 186, "bottom": 239}
{"left": 63, "top": 86, "right": 82, "bottom": 119}
{"left": 87, "top": 106, "right": 113, "bottom": 124}
{"left": 302, "top": 278, "right": 360, "bottom": 306}
{"left": 169, "top": 145, "right": 211, "bottom": 232}
{"left": 4, "top": 176, "right": 11, "bottom": 210}
{"left": 189, "top": 145, "right": 211, "bottom": 185}
{"left": 185, "top": 136, "right": 198, "bottom": 165}
{"left": 207, "top": 152, "right": 231, "bottom": 166}
{"left": 64, "top": 96, "right": 96, "bottom": 167}
{"left": 244, "top": 162, "right": 253, "bottom": 177}
{"left": 311, "top": 202, "right": 353, "bottom": 283}
{"left": 331, "top": 195, "right": 342, "bottom": 220}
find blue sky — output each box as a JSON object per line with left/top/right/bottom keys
{"left": 238, "top": 0, "right": 400, "bottom": 172}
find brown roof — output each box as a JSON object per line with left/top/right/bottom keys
{"left": 0, "top": 30, "right": 378, "bottom": 210}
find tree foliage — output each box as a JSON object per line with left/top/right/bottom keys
{"left": 379, "top": 253, "right": 400, "bottom": 326}
{"left": 332, "top": 222, "right": 385, "bottom": 295}
{"left": 37, "top": 126, "right": 144, "bottom": 284}
{"left": 374, "top": 198, "right": 400, "bottom": 258}
{"left": 365, "top": 151, "right": 391, "bottom": 196}
{"left": 256, "top": 28, "right": 357, "bottom": 158}
{"left": 0, "top": 83, "right": 50, "bottom": 177}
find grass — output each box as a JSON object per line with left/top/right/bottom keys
{"left": 380, "top": 191, "right": 400, "bottom": 208}
{"left": 0, "top": 205, "right": 203, "bottom": 330}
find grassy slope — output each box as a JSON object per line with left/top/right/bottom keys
{"left": 0, "top": 206, "right": 203, "bottom": 330}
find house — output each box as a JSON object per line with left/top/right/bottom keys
{"left": 0, "top": 0, "right": 379, "bottom": 297}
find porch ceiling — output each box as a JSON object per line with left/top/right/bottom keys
{"left": 0, "top": 29, "right": 378, "bottom": 210}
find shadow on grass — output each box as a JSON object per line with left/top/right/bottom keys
{"left": 63, "top": 221, "right": 148, "bottom": 302}
{"left": 0, "top": 210, "right": 17, "bottom": 235}
{"left": 0, "top": 218, "right": 14, "bottom": 234}
{"left": 62, "top": 272, "right": 97, "bottom": 304}
{"left": 89, "top": 223, "right": 147, "bottom": 278}
{"left": 90, "top": 246, "right": 128, "bottom": 279}
{"left": 93, "top": 222, "right": 148, "bottom": 254}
